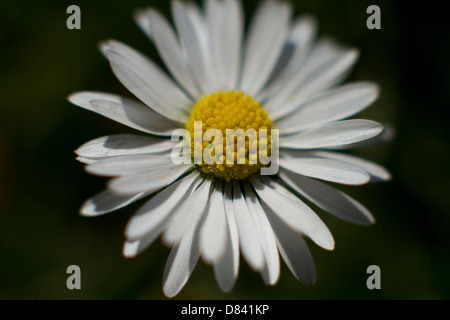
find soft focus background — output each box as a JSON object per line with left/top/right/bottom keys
{"left": 1, "top": 0, "right": 449, "bottom": 300}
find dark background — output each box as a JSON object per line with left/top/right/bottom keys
{"left": 1, "top": 0, "right": 449, "bottom": 299}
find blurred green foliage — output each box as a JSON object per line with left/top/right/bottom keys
{"left": 0, "top": 0, "right": 449, "bottom": 299}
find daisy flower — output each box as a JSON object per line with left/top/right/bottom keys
{"left": 69, "top": 0, "right": 391, "bottom": 297}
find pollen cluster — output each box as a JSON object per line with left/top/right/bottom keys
{"left": 186, "top": 90, "right": 273, "bottom": 181}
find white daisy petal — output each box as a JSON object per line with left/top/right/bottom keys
{"left": 122, "top": 173, "right": 200, "bottom": 259}
{"left": 134, "top": 9, "right": 153, "bottom": 41}
{"left": 75, "top": 134, "right": 176, "bottom": 158}
{"left": 213, "top": 182, "right": 240, "bottom": 292}
{"left": 125, "top": 171, "right": 201, "bottom": 241}
{"left": 108, "top": 164, "right": 192, "bottom": 195}
{"left": 262, "top": 38, "right": 339, "bottom": 110}
{"left": 163, "top": 226, "right": 200, "bottom": 298}
{"left": 172, "top": 0, "right": 214, "bottom": 94}
{"left": 311, "top": 151, "right": 392, "bottom": 181}
{"left": 103, "top": 40, "right": 190, "bottom": 122}
{"left": 200, "top": 182, "right": 228, "bottom": 264}
{"left": 263, "top": 203, "right": 316, "bottom": 285}
{"left": 148, "top": 9, "right": 201, "bottom": 98}
{"left": 124, "top": 201, "right": 204, "bottom": 259}
{"left": 278, "top": 168, "right": 374, "bottom": 225}
{"left": 249, "top": 176, "right": 334, "bottom": 251}
{"left": 85, "top": 153, "right": 174, "bottom": 177}
{"left": 122, "top": 176, "right": 203, "bottom": 259}
{"left": 81, "top": 190, "right": 146, "bottom": 217}
{"left": 287, "top": 52, "right": 360, "bottom": 120}
{"left": 297, "top": 38, "right": 343, "bottom": 76}
{"left": 232, "top": 181, "right": 265, "bottom": 271}
{"left": 280, "top": 120, "right": 384, "bottom": 150}
{"left": 279, "top": 156, "right": 371, "bottom": 186}
{"left": 68, "top": 92, "right": 178, "bottom": 136}
{"left": 123, "top": 238, "right": 153, "bottom": 258}
{"left": 206, "top": 0, "right": 243, "bottom": 90}
{"left": 331, "top": 123, "right": 395, "bottom": 150}
{"left": 274, "top": 15, "right": 317, "bottom": 80}
{"left": 265, "top": 47, "right": 359, "bottom": 120}
{"left": 273, "top": 49, "right": 359, "bottom": 120}
{"left": 277, "top": 82, "right": 380, "bottom": 135}
{"left": 104, "top": 40, "right": 193, "bottom": 107}
{"left": 243, "top": 182, "right": 280, "bottom": 286}
{"left": 163, "top": 178, "right": 213, "bottom": 245}
{"left": 258, "top": 175, "right": 300, "bottom": 201}
{"left": 240, "top": 0, "right": 292, "bottom": 96}
{"left": 76, "top": 156, "right": 101, "bottom": 165}
{"left": 257, "top": 15, "right": 317, "bottom": 101}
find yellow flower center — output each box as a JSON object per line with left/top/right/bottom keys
{"left": 186, "top": 90, "right": 273, "bottom": 182}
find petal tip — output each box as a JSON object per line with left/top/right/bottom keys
{"left": 319, "top": 234, "right": 335, "bottom": 251}
{"left": 123, "top": 241, "right": 139, "bottom": 258}
{"left": 79, "top": 203, "right": 95, "bottom": 217}
{"left": 303, "top": 277, "right": 317, "bottom": 286}
{"left": 98, "top": 41, "right": 111, "bottom": 57}
{"left": 79, "top": 198, "right": 107, "bottom": 217}
{"left": 67, "top": 92, "right": 88, "bottom": 107}
{"left": 163, "top": 287, "right": 177, "bottom": 299}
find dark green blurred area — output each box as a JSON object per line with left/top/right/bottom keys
{"left": 1, "top": 0, "right": 449, "bottom": 300}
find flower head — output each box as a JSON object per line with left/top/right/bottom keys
{"left": 69, "top": 0, "right": 391, "bottom": 297}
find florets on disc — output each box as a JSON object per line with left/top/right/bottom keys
{"left": 186, "top": 90, "right": 273, "bottom": 181}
